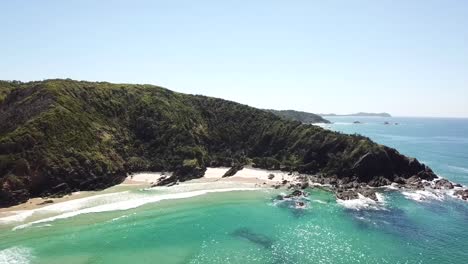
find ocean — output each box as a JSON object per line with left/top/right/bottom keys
{"left": 1, "top": 117, "right": 467, "bottom": 264}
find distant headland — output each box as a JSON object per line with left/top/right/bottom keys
{"left": 319, "top": 112, "right": 392, "bottom": 117}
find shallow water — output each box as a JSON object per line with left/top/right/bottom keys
{"left": 1, "top": 117, "right": 468, "bottom": 264}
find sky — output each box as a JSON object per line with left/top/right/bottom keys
{"left": 0, "top": 0, "right": 467, "bottom": 117}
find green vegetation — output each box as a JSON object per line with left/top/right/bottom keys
{"left": 0, "top": 79, "right": 429, "bottom": 206}
{"left": 266, "top": 109, "right": 330, "bottom": 124}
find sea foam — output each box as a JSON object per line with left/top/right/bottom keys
{"left": 0, "top": 192, "right": 126, "bottom": 224}
{"left": 0, "top": 246, "right": 33, "bottom": 264}
{"left": 401, "top": 190, "right": 444, "bottom": 202}
{"left": 12, "top": 187, "right": 258, "bottom": 230}
{"left": 336, "top": 193, "right": 386, "bottom": 211}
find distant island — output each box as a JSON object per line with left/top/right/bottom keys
{"left": 320, "top": 112, "right": 392, "bottom": 117}
{"left": 266, "top": 109, "right": 330, "bottom": 124}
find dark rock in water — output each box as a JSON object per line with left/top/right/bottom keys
{"left": 295, "top": 201, "right": 306, "bottom": 208}
{"left": 292, "top": 190, "right": 306, "bottom": 197}
{"left": 284, "top": 190, "right": 308, "bottom": 199}
{"left": 454, "top": 189, "right": 468, "bottom": 201}
{"left": 268, "top": 174, "right": 275, "bottom": 180}
{"left": 335, "top": 187, "right": 377, "bottom": 201}
{"left": 276, "top": 194, "right": 284, "bottom": 200}
{"left": 368, "top": 176, "right": 391, "bottom": 187}
{"left": 405, "top": 176, "right": 425, "bottom": 190}
{"left": 273, "top": 194, "right": 309, "bottom": 218}
{"left": 353, "top": 121, "right": 362, "bottom": 124}
{"left": 300, "top": 181, "right": 309, "bottom": 189}
{"left": 282, "top": 180, "right": 289, "bottom": 185}
{"left": 393, "top": 176, "right": 406, "bottom": 185}
{"left": 231, "top": 227, "right": 274, "bottom": 249}
{"left": 223, "top": 164, "right": 244, "bottom": 177}
{"left": 434, "top": 179, "right": 454, "bottom": 189}
{"left": 37, "top": 199, "right": 54, "bottom": 205}
{"left": 359, "top": 188, "right": 378, "bottom": 201}
{"left": 336, "top": 190, "right": 359, "bottom": 200}
{"left": 384, "top": 121, "right": 390, "bottom": 125}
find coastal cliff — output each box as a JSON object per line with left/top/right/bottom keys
{"left": 0, "top": 79, "right": 437, "bottom": 207}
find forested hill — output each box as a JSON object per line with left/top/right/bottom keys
{"left": 0, "top": 79, "right": 434, "bottom": 207}
{"left": 267, "top": 109, "right": 330, "bottom": 124}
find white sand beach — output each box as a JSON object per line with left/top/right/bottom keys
{"left": 0, "top": 167, "right": 298, "bottom": 216}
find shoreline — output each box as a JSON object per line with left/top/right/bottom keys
{"left": 1, "top": 166, "right": 467, "bottom": 219}
{"left": 0, "top": 167, "right": 300, "bottom": 216}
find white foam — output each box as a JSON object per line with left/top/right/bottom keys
{"left": 375, "top": 193, "right": 385, "bottom": 203}
{"left": 383, "top": 183, "right": 400, "bottom": 190}
{"left": 337, "top": 193, "right": 385, "bottom": 210}
{"left": 402, "top": 190, "right": 445, "bottom": 202}
{"left": 0, "top": 192, "right": 126, "bottom": 224}
{"left": 0, "top": 211, "right": 35, "bottom": 224}
{"left": 312, "top": 199, "right": 327, "bottom": 204}
{"left": 13, "top": 187, "right": 258, "bottom": 230}
{"left": 110, "top": 213, "right": 135, "bottom": 222}
{"left": 0, "top": 246, "right": 33, "bottom": 264}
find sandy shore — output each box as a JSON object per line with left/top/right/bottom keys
{"left": 123, "top": 172, "right": 170, "bottom": 185}
{"left": 0, "top": 191, "right": 96, "bottom": 217}
{"left": 0, "top": 167, "right": 297, "bottom": 215}
{"left": 198, "top": 167, "right": 299, "bottom": 187}
{"left": 0, "top": 173, "right": 163, "bottom": 215}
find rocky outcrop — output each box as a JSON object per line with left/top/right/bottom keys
{"left": 37, "top": 199, "right": 54, "bottom": 205}
{"left": 335, "top": 186, "right": 377, "bottom": 201}
{"left": 434, "top": 179, "right": 454, "bottom": 189}
{"left": 454, "top": 189, "right": 468, "bottom": 201}
{"left": 158, "top": 162, "right": 206, "bottom": 186}
{"left": 350, "top": 148, "right": 437, "bottom": 186}
{"left": 222, "top": 164, "right": 244, "bottom": 177}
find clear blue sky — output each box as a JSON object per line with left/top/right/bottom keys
{"left": 1, "top": 0, "right": 467, "bottom": 117}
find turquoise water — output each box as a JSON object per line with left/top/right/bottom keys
{"left": 325, "top": 116, "right": 468, "bottom": 185}
{"left": 1, "top": 117, "right": 467, "bottom": 264}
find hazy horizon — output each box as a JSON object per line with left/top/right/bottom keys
{"left": 1, "top": 0, "right": 467, "bottom": 118}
